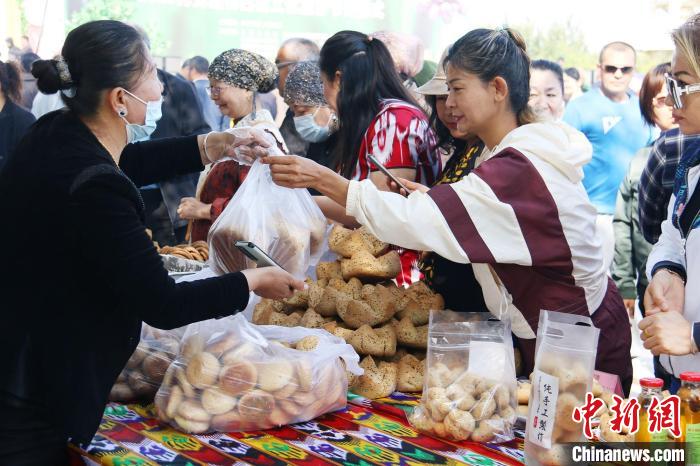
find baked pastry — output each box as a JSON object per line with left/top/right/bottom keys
{"left": 316, "top": 261, "right": 342, "bottom": 281}
{"left": 395, "top": 317, "right": 428, "bottom": 349}
{"left": 397, "top": 354, "right": 424, "bottom": 392}
{"left": 336, "top": 284, "right": 396, "bottom": 329}
{"left": 347, "top": 324, "right": 397, "bottom": 357}
{"left": 340, "top": 250, "right": 401, "bottom": 282}
{"left": 299, "top": 308, "right": 327, "bottom": 329}
{"left": 352, "top": 356, "right": 397, "bottom": 399}
{"left": 185, "top": 352, "right": 220, "bottom": 389}
{"left": 201, "top": 387, "right": 237, "bottom": 415}
{"left": 238, "top": 389, "right": 276, "bottom": 418}
{"left": 219, "top": 360, "right": 258, "bottom": 395}
{"left": 295, "top": 335, "right": 319, "bottom": 351}
{"left": 257, "top": 360, "right": 295, "bottom": 392}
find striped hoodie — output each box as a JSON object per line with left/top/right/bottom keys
{"left": 346, "top": 121, "right": 631, "bottom": 385}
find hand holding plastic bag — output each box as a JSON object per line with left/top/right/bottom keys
{"left": 222, "top": 125, "right": 283, "bottom": 165}
{"left": 154, "top": 314, "right": 362, "bottom": 434}
{"left": 207, "top": 137, "right": 327, "bottom": 277}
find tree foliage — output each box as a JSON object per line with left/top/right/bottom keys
{"left": 513, "top": 20, "right": 597, "bottom": 70}
{"left": 66, "top": 0, "right": 170, "bottom": 56}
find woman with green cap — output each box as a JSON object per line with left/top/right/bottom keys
{"left": 177, "top": 49, "right": 284, "bottom": 241}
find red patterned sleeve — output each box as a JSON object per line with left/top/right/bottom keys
{"left": 359, "top": 104, "right": 438, "bottom": 185}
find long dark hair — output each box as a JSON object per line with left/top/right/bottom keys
{"left": 320, "top": 30, "right": 423, "bottom": 178}
{"left": 31, "top": 20, "right": 150, "bottom": 117}
{"left": 446, "top": 28, "right": 535, "bottom": 126}
{"left": 0, "top": 60, "right": 22, "bottom": 103}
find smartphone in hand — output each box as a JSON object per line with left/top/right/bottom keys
{"left": 234, "top": 241, "right": 284, "bottom": 270}
{"left": 367, "top": 154, "right": 412, "bottom": 195}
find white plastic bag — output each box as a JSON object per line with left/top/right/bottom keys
{"left": 154, "top": 314, "right": 362, "bottom": 434}
{"left": 207, "top": 139, "right": 327, "bottom": 278}
{"left": 109, "top": 324, "right": 184, "bottom": 402}
{"left": 524, "top": 310, "right": 600, "bottom": 466}
{"left": 408, "top": 311, "right": 517, "bottom": 443}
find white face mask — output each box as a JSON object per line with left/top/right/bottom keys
{"left": 119, "top": 89, "right": 163, "bottom": 143}
{"left": 294, "top": 107, "right": 331, "bottom": 143}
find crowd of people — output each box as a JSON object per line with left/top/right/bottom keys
{"left": 1, "top": 13, "right": 700, "bottom": 464}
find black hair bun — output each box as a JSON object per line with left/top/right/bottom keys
{"left": 32, "top": 59, "right": 63, "bottom": 94}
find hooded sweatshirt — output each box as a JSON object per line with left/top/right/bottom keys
{"left": 346, "top": 121, "right": 611, "bottom": 339}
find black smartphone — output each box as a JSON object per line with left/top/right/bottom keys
{"left": 234, "top": 241, "right": 284, "bottom": 270}
{"left": 367, "top": 154, "right": 412, "bottom": 195}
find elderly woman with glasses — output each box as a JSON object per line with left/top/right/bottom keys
{"left": 176, "top": 48, "right": 286, "bottom": 241}
{"left": 640, "top": 14, "right": 700, "bottom": 390}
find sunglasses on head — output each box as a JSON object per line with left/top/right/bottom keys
{"left": 665, "top": 73, "right": 700, "bottom": 109}
{"left": 603, "top": 65, "right": 634, "bottom": 75}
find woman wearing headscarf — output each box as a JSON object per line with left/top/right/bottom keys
{"left": 177, "top": 49, "right": 283, "bottom": 242}
{"left": 283, "top": 60, "right": 336, "bottom": 168}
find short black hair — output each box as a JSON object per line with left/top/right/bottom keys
{"left": 188, "top": 56, "right": 209, "bottom": 74}
{"left": 531, "top": 59, "right": 564, "bottom": 93}
{"left": 564, "top": 67, "right": 580, "bottom": 81}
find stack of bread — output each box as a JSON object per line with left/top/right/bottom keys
{"left": 110, "top": 325, "right": 182, "bottom": 402}
{"left": 154, "top": 320, "right": 359, "bottom": 434}
{"left": 253, "top": 225, "right": 445, "bottom": 399}
{"left": 159, "top": 241, "right": 209, "bottom": 262}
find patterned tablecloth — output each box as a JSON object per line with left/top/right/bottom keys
{"left": 69, "top": 392, "right": 526, "bottom": 466}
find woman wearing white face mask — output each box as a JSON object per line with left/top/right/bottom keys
{"left": 0, "top": 21, "right": 303, "bottom": 465}
{"left": 283, "top": 60, "right": 336, "bottom": 168}
{"left": 177, "top": 48, "right": 285, "bottom": 242}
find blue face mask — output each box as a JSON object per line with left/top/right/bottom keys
{"left": 120, "top": 89, "right": 163, "bottom": 143}
{"left": 294, "top": 108, "right": 330, "bottom": 143}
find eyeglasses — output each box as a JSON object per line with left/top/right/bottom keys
{"left": 665, "top": 73, "right": 700, "bottom": 109}
{"left": 206, "top": 84, "right": 230, "bottom": 98}
{"left": 603, "top": 65, "right": 634, "bottom": 75}
{"left": 275, "top": 60, "right": 297, "bottom": 70}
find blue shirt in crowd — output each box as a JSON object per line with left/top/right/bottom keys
{"left": 564, "top": 87, "right": 654, "bottom": 214}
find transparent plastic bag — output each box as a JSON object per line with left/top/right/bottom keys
{"left": 109, "top": 324, "right": 184, "bottom": 402}
{"left": 524, "top": 310, "right": 600, "bottom": 466}
{"left": 154, "top": 314, "right": 363, "bottom": 434}
{"left": 408, "top": 311, "right": 517, "bottom": 443}
{"left": 207, "top": 138, "right": 327, "bottom": 278}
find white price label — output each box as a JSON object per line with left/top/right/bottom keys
{"left": 528, "top": 369, "right": 559, "bottom": 449}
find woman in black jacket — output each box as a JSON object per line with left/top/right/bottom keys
{"left": 0, "top": 20, "right": 302, "bottom": 465}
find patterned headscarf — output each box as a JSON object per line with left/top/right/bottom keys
{"left": 208, "top": 48, "right": 278, "bottom": 92}
{"left": 283, "top": 60, "right": 327, "bottom": 107}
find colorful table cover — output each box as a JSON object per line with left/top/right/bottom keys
{"left": 69, "top": 392, "right": 525, "bottom": 466}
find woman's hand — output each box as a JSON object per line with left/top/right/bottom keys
{"left": 241, "top": 267, "right": 306, "bottom": 300}
{"left": 386, "top": 177, "right": 430, "bottom": 196}
{"left": 199, "top": 129, "right": 271, "bottom": 164}
{"left": 177, "top": 197, "right": 211, "bottom": 220}
{"left": 623, "top": 299, "right": 636, "bottom": 318}
{"left": 262, "top": 155, "right": 325, "bottom": 189}
{"left": 639, "top": 310, "right": 694, "bottom": 355}
{"left": 643, "top": 268, "right": 685, "bottom": 315}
